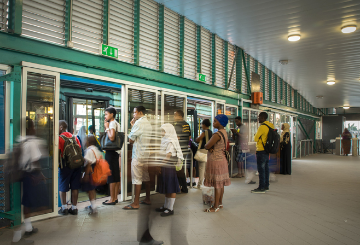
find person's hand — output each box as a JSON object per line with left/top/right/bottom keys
{"left": 231, "top": 129, "right": 236, "bottom": 134}
{"left": 130, "top": 118, "right": 136, "bottom": 127}
{"left": 104, "top": 119, "right": 109, "bottom": 130}
{"left": 209, "top": 148, "right": 214, "bottom": 153}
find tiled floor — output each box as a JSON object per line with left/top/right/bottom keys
{"left": 1, "top": 154, "right": 360, "bottom": 245}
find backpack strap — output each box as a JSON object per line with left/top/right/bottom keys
{"left": 259, "top": 123, "right": 272, "bottom": 149}
{"left": 217, "top": 130, "right": 227, "bottom": 151}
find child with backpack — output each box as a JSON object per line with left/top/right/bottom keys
{"left": 82, "top": 135, "right": 107, "bottom": 215}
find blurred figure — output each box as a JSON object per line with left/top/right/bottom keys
{"left": 88, "top": 125, "right": 94, "bottom": 135}
{"left": 124, "top": 106, "right": 152, "bottom": 209}
{"left": 280, "top": 123, "right": 291, "bottom": 175}
{"left": 77, "top": 125, "right": 87, "bottom": 150}
{"left": 82, "top": 135, "right": 102, "bottom": 214}
{"left": 173, "top": 110, "right": 191, "bottom": 192}
{"left": 231, "top": 116, "right": 248, "bottom": 178}
{"left": 252, "top": 112, "right": 274, "bottom": 194}
{"left": 341, "top": 128, "right": 352, "bottom": 156}
{"left": 155, "top": 124, "right": 183, "bottom": 216}
{"left": 204, "top": 115, "right": 231, "bottom": 212}
{"left": 58, "top": 120, "right": 83, "bottom": 215}
{"left": 11, "top": 117, "right": 47, "bottom": 245}
{"left": 195, "top": 119, "right": 212, "bottom": 189}
{"left": 103, "top": 107, "right": 121, "bottom": 205}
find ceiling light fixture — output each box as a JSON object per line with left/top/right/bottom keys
{"left": 316, "top": 95, "right": 323, "bottom": 99}
{"left": 327, "top": 80, "right": 336, "bottom": 85}
{"left": 279, "top": 60, "right": 289, "bottom": 65}
{"left": 343, "top": 106, "right": 350, "bottom": 109}
{"left": 288, "top": 34, "right": 301, "bottom": 41}
{"left": 341, "top": 25, "right": 357, "bottom": 33}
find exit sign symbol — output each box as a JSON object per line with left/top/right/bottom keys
{"left": 198, "top": 73, "right": 206, "bottom": 82}
{"left": 101, "top": 44, "right": 118, "bottom": 58}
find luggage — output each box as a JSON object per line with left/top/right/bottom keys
{"left": 60, "top": 135, "right": 84, "bottom": 169}
{"left": 202, "top": 186, "right": 214, "bottom": 206}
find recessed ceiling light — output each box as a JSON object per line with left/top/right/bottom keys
{"left": 327, "top": 80, "right": 336, "bottom": 85}
{"left": 343, "top": 106, "right": 350, "bottom": 109}
{"left": 316, "top": 95, "right": 323, "bottom": 99}
{"left": 288, "top": 34, "right": 301, "bottom": 41}
{"left": 341, "top": 25, "right": 357, "bottom": 33}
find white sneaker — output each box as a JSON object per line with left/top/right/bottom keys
{"left": 11, "top": 238, "right": 34, "bottom": 245}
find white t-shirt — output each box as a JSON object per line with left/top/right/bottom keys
{"left": 109, "top": 120, "right": 121, "bottom": 154}
{"left": 18, "top": 136, "right": 45, "bottom": 172}
{"left": 84, "top": 145, "right": 103, "bottom": 167}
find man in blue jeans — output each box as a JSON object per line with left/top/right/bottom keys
{"left": 252, "top": 112, "right": 274, "bottom": 194}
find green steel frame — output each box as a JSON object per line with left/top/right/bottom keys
{"left": 274, "top": 75, "right": 278, "bottom": 103}
{"left": 133, "top": 0, "right": 140, "bottom": 66}
{"left": 280, "top": 78, "right": 283, "bottom": 104}
{"left": 298, "top": 118, "right": 317, "bottom": 152}
{"left": 285, "top": 82, "right": 288, "bottom": 106}
{"left": 211, "top": 33, "right": 216, "bottom": 86}
{"left": 294, "top": 90, "right": 298, "bottom": 109}
{"left": 196, "top": 25, "right": 201, "bottom": 74}
{"left": 255, "top": 60, "right": 258, "bottom": 74}
{"left": 224, "top": 41, "right": 228, "bottom": 89}
{"left": 242, "top": 51, "right": 251, "bottom": 95}
{"left": 235, "top": 47, "right": 242, "bottom": 92}
{"left": 179, "top": 16, "right": 185, "bottom": 78}
{"left": 158, "top": 4, "right": 164, "bottom": 72}
{"left": 0, "top": 66, "right": 22, "bottom": 227}
{"left": 8, "top": 0, "right": 22, "bottom": 35}
{"left": 269, "top": 70, "right": 272, "bottom": 102}
{"left": 290, "top": 87, "right": 293, "bottom": 107}
{"left": 262, "top": 64, "right": 265, "bottom": 97}
{"left": 102, "top": 0, "right": 109, "bottom": 45}
{"left": 64, "top": 0, "right": 72, "bottom": 47}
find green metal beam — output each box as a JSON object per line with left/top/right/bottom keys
{"left": 262, "top": 64, "right": 265, "bottom": 97}
{"left": 102, "top": 0, "right": 109, "bottom": 45}
{"left": 211, "top": 33, "right": 216, "bottom": 86}
{"left": 274, "top": 75, "right": 278, "bottom": 103}
{"left": 269, "top": 70, "right": 272, "bottom": 102}
{"left": 224, "top": 41, "right": 228, "bottom": 89}
{"left": 285, "top": 82, "right": 288, "bottom": 106}
{"left": 133, "top": 0, "right": 140, "bottom": 66}
{"left": 280, "top": 78, "right": 283, "bottom": 104}
{"left": 179, "top": 16, "right": 185, "bottom": 78}
{"left": 255, "top": 60, "right": 258, "bottom": 74}
{"left": 294, "top": 90, "right": 297, "bottom": 109}
{"left": 298, "top": 119, "right": 311, "bottom": 140}
{"left": 290, "top": 86, "right": 292, "bottom": 107}
{"left": 196, "top": 25, "right": 201, "bottom": 74}
{"left": 235, "top": 47, "right": 242, "bottom": 92}
{"left": 241, "top": 51, "right": 251, "bottom": 95}
{"left": 64, "top": 0, "right": 72, "bottom": 47}
{"left": 8, "top": 0, "right": 23, "bottom": 35}
{"left": 158, "top": 4, "right": 164, "bottom": 72}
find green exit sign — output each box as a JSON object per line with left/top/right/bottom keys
{"left": 101, "top": 44, "right": 118, "bottom": 58}
{"left": 198, "top": 73, "right": 206, "bottom": 82}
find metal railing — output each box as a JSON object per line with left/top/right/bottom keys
{"left": 299, "top": 139, "right": 313, "bottom": 158}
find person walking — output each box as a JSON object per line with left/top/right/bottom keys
{"left": 195, "top": 119, "right": 212, "bottom": 189}
{"left": 102, "top": 107, "right": 121, "bottom": 205}
{"left": 341, "top": 128, "right": 352, "bottom": 156}
{"left": 124, "top": 106, "right": 152, "bottom": 210}
{"left": 231, "top": 116, "right": 248, "bottom": 178}
{"left": 155, "top": 124, "right": 184, "bottom": 217}
{"left": 252, "top": 112, "right": 274, "bottom": 194}
{"left": 203, "top": 114, "right": 231, "bottom": 212}
{"left": 280, "top": 123, "right": 291, "bottom": 175}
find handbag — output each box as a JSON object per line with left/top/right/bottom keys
{"left": 218, "top": 131, "right": 231, "bottom": 164}
{"left": 100, "top": 121, "right": 125, "bottom": 151}
{"left": 194, "top": 130, "right": 209, "bottom": 162}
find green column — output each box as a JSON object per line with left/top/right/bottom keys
{"left": 196, "top": 25, "right": 201, "bottom": 74}
{"left": 280, "top": 78, "right": 283, "bottom": 104}
{"left": 285, "top": 82, "right": 288, "bottom": 106}
{"left": 262, "top": 65, "right": 265, "bottom": 97}
{"left": 211, "top": 33, "right": 216, "bottom": 85}
{"left": 102, "top": 0, "right": 109, "bottom": 45}
{"left": 242, "top": 51, "right": 251, "bottom": 94}
{"left": 8, "top": 0, "right": 23, "bottom": 35}
{"left": 274, "top": 75, "right": 278, "bottom": 103}
{"left": 255, "top": 60, "right": 258, "bottom": 74}
{"left": 224, "top": 41, "right": 228, "bottom": 89}
{"left": 290, "top": 86, "right": 292, "bottom": 107}
{"left": 64, "top": 0, "right": 72, "bottom": 47}
{"left": 269, "top": 70, "right": 272, "bottom": 102}
{"left": 294, "top": 90, "right": 298, "bottom": 109}
{"left": 158, "top": 4, "right": 165, "bottom": 72}
{"left": 179, "top": 16, "right": 185, "bottom": 78}
{"left": 133, "top": 0, "right": 140, "bottom": 66}
{"left": 236, "top": 47, "right": 243, "bottom": 93}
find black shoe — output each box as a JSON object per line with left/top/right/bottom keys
{"left": 68, "top": 208, "right": 78, "bottom": 215}
{"left": 103, "top": 201, "right": 116, "bottom": 205}
{"left": 160, "top": 209, "right": 174, "bottom": 217}
{"left": 264, "top": 187, "right": 269, "bottom": 191}
{"left": 155, "top": 206, "right": 168, "bottom": 212}
{"left": 187, "top": 182, "right": 190, "bottom": 186}
{"left": 251, "top": 188, "right": 266, "bottom": 194}
{"left": 58, "top": 208, "right": 68, "bottom": 215}
{"left": 248, "top": 181, "right": 256, "bottom": 184}
{"left": 24, "top": 227, "right": 38, "bottom": 237}
{"left": 105, "top": 199, "right": 118, "bottom": 203}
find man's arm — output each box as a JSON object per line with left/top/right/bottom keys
{"left": 128, "top": 122, "right": 142, "bottom": 144}
{"left": 254, "top": 125, "right": 264, "bottom": 142}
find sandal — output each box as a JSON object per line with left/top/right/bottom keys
{"left": 219, "top": 205, "right": 224, "bottom": 209}
{"left": 204, "top": 207, "right": 220, "bottom": 212}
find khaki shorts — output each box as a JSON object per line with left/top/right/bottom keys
{"left": 131, "top": 158, "right": 150, "bottom": 185}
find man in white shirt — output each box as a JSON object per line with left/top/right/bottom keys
{"left": 123, "top": 106, "right": 152, "bottom": 210}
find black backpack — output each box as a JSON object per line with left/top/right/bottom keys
{"left": 60, "top": 135, "right": 84, "bottom": 169}
{"left": 4, "top": 140, "right": 28, "bottom": 183}
{"left": 261, "top": 124, "right": 280, "bottom": 154}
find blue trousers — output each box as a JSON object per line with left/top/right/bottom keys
{"left": 256, "top": 151, "right": 270, "bottom": 189}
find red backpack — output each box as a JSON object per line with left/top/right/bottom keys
{"left": 90, "top": 150, "right": 111, "bottom": 186}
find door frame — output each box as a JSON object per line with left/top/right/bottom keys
{"left": 21, "top": 67, "right": 60, "bottom": 222}
{"left": 0, "top": 64, "right": 11, "bottom": 159}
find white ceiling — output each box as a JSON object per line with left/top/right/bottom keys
{"left": 155, "top": 0, "right": 360, "bottom": 109}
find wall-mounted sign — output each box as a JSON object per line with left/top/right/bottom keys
{"left": 101, "top": 44, "right": 118, "bottom": 58}
{"left": 198, "top": 73, "right": 206, "bottom": 82}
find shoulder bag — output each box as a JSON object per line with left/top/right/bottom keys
{"left": 100, "top": 121, "right": 125, "bottom": 151}
{"left": 218, "top": 131, "right": 231, "bottom": 164}
{"left": 194, "top": 130, "right": 209, "bottom": 162}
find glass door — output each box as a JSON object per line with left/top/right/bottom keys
{"left": 225, "top": 105, "right": 238, "bottom": 143}
{"left": 250, "top": 110, "right": 259, "bottom": 142}
{"left": 22, "top": 68, "right": 59, "bottom": 221}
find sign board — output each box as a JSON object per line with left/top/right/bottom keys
{"left": 101, "top": 44, "right": 118, "bottom": 58}
{"left": 198, "top": 73, "right": 206, "bottom": 82}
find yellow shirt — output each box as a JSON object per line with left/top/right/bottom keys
{"left": 254, "top": 121, "right": 275, "bottom": 152}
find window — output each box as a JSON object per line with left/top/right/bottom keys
{"left": 109, "top": 0, "right": 134, "bottom": 63}
{"left": 184, "top": 18, "right": 197, "bottom": 80}
{"left": 164, "top": 7, "right": 180, "bottom": 76}
{"left": 22, "top": 0, "right": 66, "bottom": 45}
{"left": 201, "top": 27, "right": 212, "bottom": 85}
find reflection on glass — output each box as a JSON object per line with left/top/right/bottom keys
{"left": 226, "top": 106, "right": 237, "bottom": 142}
{"left": 269, "top": 113, "right": 274, "bottom": 125}
{"left": 243, "top": 109, "right": 249, "bottom": 143}
{"left": 275, "top": 114, "right": 281, "bottom": 132}
{"left": 26, "top": 72, "right": 55, "bottom": 216}
{"left": 187, "top": 98, "right": 212, "bottom": 139}
{"left": 250, "top": 111, "right": 258, "bottom": 142}
{"left": 217, "top": 104, "right": 224, "bottom": 115}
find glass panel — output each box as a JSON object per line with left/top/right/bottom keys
{"left": 275, "top": 113, "right": 281, "bottom": 132}
{"left": 242, "top": 109, "right": 249, "bottom": 142}
{"left": 281, "top": 114, "right": 286, "bottom": 124}
{"left": 286, "top": 116, "right": 290, "bottom": 124}
{"left": 269, "top": 113, "right": 274, "bottom": 125}
{"left": 164, "top": 94, "right": 184, "bottom": 124}
{"left": 127, "top": 89, "right": 156, "bottom": 197}
{"left": 0, "top": 70, "right": 5, "bottom": 154}
{"left": 250, "top": 111, "right": 258, "bottom": 142}
{"left": 26, "top": 72, "right": 55, "bottom": 216}
{"left": 217, "top": 103, "right": 224, "bottom": 115}
{"left": 187, "top": 98, "right": 212, "bottom": 139}
{"left": 226, "top": 106, "right": 237, "bottom": 143}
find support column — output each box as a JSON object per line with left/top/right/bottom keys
{"left": 274, "top": 75, "right": 278, "bottom": 103}
{"left": 236, "top": 47, "right": 242, "bottom": 93}
{"left": 269, "top": 70, "right": 272, "bottom": 102}
{"left": 224, "top": 41, "right": 228, "bottom": 89}
{"left": 133, "top": 0, "right": 140, "bottom": 66}
{"left": 211, "top": 33, "right": 216, "bottom": 85}
{"left": 8, "top": 0, "right": 22, "bottom": 35}
{"left": 255, "top": 60, "right": 258, "bottom": 74}
{"left": 285, "top": 82, "right": 288, "bottom": 106}
{"left": 294, "top": 90, "right": 298, "bottom": 109}
{"left": 158, "top": 4, "right": 165, "bottom": 72}
{"left": 196, "top": 25, "right": 201, "bottom": 74}
{"left": 179, "top": 16, "right": 185, "bottom": 78}
{"left": 64, "top": 0, "right": 72, "bottom": 47}
{"left": 242, "top": 51, "right": 251, "bottom": 94}
{"left": 262, "top": 65, "right": 265, "bottom": 98}
{"left": 102, "top": 0, "right": 109, "bottom": 45}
